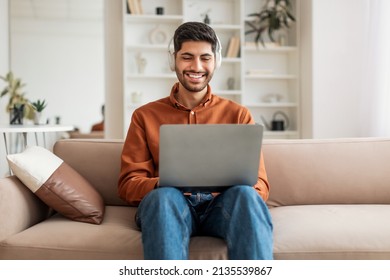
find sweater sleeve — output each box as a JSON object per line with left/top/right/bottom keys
{"left": 118, "top": 111, "right": 159, "bottom": 206}
{"left": 254, "top": 151, "right": 270, "bottom": 201}
{"left": 240, "top": 107, "right": 270, "bottom": 201}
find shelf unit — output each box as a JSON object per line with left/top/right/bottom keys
{"left": 122, "top": 0, "right": 300, "bottom": 139}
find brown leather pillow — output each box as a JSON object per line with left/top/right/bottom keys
{"left": 7, "top": 146, "right": 104, "bottom": 224}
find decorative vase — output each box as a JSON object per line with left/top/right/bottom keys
{"left": 135, "top": 53, "right": 147, "bottom": 74}
{"left": 9, "top": 104, "right": 25, "bottom": 125}
{"left": 34, "top": 112, "right": 46, "bottom": 125}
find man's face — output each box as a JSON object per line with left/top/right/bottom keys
{"left": 174, "top": 41, "right": 216, "bottom": 94}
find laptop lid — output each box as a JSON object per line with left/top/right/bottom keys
{"left": 158, "top": 124, "right": 263, "bottom": 192}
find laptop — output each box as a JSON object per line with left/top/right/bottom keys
{"left": 158, "top": 124, "right": 264, "bottom": 192}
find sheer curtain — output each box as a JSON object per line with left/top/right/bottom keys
{"left": 360, "top": 0, "right": 390, "bottom": 136}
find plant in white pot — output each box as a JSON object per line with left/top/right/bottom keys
{"left": 31, "top": 99, "right": 47, "bottom": 125}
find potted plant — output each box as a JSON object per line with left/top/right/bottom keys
{"left": 31, "top": 99, "right": 47, "bottom": 125}
{"left": 0, "top": 71, "right": 34, "bottom": 124}
{"left": 245, "top": 0, "right": 296, "bottom": 47}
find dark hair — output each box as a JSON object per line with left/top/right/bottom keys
{"left": 173, "top": 22, "right": 218, "bottom": 54}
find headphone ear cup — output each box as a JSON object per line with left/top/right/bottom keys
{"left": 167, "top": 37, "right": 175, "bottom": 71}
{"left": 216, "top": 50, "right": 222, "bottom": 69}
{"left": 215, "top": 37, "right": 222, "bottom": 69}
{"left": 168, "top": 51, "right": 175, "bottom": 71}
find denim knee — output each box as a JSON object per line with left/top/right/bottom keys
{"left": 223, "top": 185, "right": 260, "bottom": 203}
{"left": 141, "top": 187, "right": 185, "bottom": 207}
{"left": 217, "top": 185, "right": 272, "bottom": 227}
{"left": 137, "top": 187, "right": 190, "bottom": 227}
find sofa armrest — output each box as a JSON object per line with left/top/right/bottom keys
{"left": 0, "top": 176, "right": 49, "bottom": 241}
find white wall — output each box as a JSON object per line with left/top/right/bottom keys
{"left": 300, "top": 0, "right": 313, "bottom": 138}
{"left": 311, "top": 0, "right": 369, "bottom": 138}
{"left": 0, "top": 0, "right": 105, "bottom": 177}
{"left": 0, "top": 0, "right": 9, "bottom": 177}
{"left": 9, "top": 1, "right": 105, "bottom": 133}
{"left": 104, "top": 0, "right": 124, "bottom": 139}
{"left": 0, "top": 0, "right": 8, "bottom": 77}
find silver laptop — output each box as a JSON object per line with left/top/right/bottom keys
{"left": 158, "top": 124, "right": 264, "bottom": 192}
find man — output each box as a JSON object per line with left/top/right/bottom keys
{"left": 118, "top": 22, "right": 273, "bottom": 260}
{"left": 91, "top": 104, "right": 104, "bottom": 132}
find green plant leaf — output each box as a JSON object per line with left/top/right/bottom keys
{"left": 31, "top": 99, "right": 47, "bottom": 112}
{"left": 287, "top": 11, "right": 296, "bottom": 21}
{"left": 6, "top": 72, "right": 13, "bottom": 81}
{"left": 245, "top": 0, "right": 296, "bottom": 47}
{"left": 247, "top": 13, "right": 261, "bottom": 18}
{"left": 245, "top": 20, "right": 258, "bottom": 29}
{"left": 268, "top": 26, "right": 276, "bottom": 42}
{"left": 1, "top": 88, "right": 8, "bottom": 97}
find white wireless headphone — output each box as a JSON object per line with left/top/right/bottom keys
{"left": 167, "top": 36, "right": 222, "bottom": 71}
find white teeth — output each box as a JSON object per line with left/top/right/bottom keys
{"left": 188, "top": 74, "right": 202, "bottom": 78}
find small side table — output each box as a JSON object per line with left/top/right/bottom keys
{"left": 1, "top": 124, "right": 74, "bottom": 174}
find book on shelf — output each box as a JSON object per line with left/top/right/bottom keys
{"left": 137, "top": 0, "right": 144, "bottom": 14}
{"left": 126, "top": 1, "right": 131, "bottom": 14}
{"left": 225, "top": 36, "right": 240, "bottom": 58}
{"left": 225, "top": 37, "right": 235, "bottom": 57}
{"left": 127, "top": 0, "right": 143, "bottom": 15}
{"left": 232, "top": 36, "right": 240, "bottom": 57}
{"left": 127, "top": 0, "right": 135, "bottom": 14}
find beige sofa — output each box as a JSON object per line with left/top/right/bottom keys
{"left": 1, "top": 138, "right": 390, "bottom": 259}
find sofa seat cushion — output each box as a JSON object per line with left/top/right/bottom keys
{"left": 271, "top": 204, "right": 390, "bottom": 260}
{"left": 0, "top": 206, "right": 227, "bottom": 260}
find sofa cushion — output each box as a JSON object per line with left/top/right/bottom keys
{"left": 271, "top": 204, "right": 390, "bottom": 259}
{"left": 53, "top": 139, "right": 126, "bottom": 206}
{"left": 264, "top": 138, "right": 390, "bottom": 207}
{"left": 0, "top": 206, "right": 227, "bottom": 260}
{"left": 6, "top": 146, "right": 104, "bottom": 224}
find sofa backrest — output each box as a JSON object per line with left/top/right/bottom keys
{"left": 54, "top": 139, "right": 127, "bottom": 206}
{"left": 263, "top": 138, "right": 390, "bottom": 207}
{"left": 54, "top": 138, "right": 390, "bottom": 207}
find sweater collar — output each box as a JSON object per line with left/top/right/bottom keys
{"left": 169, "top": 83, "right": 212, "bottom": 110}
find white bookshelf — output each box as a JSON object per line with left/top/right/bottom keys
{"left": 122, "top": 0, "right": 300, "bottom": 139}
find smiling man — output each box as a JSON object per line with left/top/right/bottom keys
{"left": 118, "top": 22, "right": 273, "bottom": 260}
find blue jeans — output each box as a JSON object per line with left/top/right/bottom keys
{"left": 135, "top": 185, "right": 273, "bottom": 260}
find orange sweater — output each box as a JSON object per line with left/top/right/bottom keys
{"left": 118, "top": 83, "right": 270, "bottom": 206}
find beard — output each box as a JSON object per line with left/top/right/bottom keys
{"left": 176, "top": 69, "right": 214, "bottom": 93}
